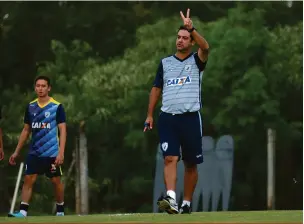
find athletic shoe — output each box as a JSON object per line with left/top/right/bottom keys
{"left": 179, "top": 204, "right": 191, "bottom": 214}
{"left": 157, "top": 195, "right": 179, "bottom": 214}
{"left": 7, "top": 212, "right": 25, "bottom": 218}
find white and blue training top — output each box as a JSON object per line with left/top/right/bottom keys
{"left": 153, "top": 52, "right": 207, "bottom": 114}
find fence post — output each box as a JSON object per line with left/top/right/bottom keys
{"left": 79, "top": 121, "right": 89, "bottom": 214}
{"left": 267, "top": 128, "right": 276, "bottom": 210}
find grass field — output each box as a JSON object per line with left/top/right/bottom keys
{"left": 0, "top": 210, "right": 302, "bottom": 223}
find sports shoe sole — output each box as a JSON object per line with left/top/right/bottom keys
{"left": 157, "top": 199, "right": 179, "bottom": 214}
{"left": 7, "top": 213, "right": 24, "bottom": 218}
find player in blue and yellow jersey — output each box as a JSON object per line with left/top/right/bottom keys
{"left": 8, "top": 75, "right": 67, "bottom": 217}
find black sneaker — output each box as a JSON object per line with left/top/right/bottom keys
{"left": 157, "top": 195, "right": 179, "bottom": 214}
{"left": 179, "top": 204, "right": 191, "bottom": 214}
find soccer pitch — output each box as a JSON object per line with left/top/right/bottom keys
{"left": 0, "top": 210, "right": 302, "bottom": 223}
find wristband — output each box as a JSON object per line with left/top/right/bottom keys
{"left": 188, "top": 27, "right": 196, "bottom": 33}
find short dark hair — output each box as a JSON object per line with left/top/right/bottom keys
{"left": 34, "top": 75, "right": 51, "bottom": 86}
{"left": 178, "top": 25, "right": 194, "bottom": 40}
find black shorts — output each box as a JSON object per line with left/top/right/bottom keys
{"left": 157, "top": 111, "right": 203, "bottom": 164}
{"left": 25, "top": 154, "right": 63, "bottom": 178}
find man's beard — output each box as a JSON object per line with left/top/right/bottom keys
{"left": 177, "top": 47, "right": 189, "bottom": 53}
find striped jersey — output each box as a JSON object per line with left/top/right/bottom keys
{"left": 24, "top": 97, "right": 66, "bottom": 157}
{"left": 153, "top": 52, "right": 207, "bottom": 114}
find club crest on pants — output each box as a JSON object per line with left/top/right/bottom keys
{"left": 161, "top": 142, "right": 168, "bottom": 151}
{"left": 51, "top": 164, "right": 57, "bottom": 173}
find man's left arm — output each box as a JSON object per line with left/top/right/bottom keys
{"left": 191, "top": 29, "right": 209, "bottom": 62}
{"left": 55, "top": 104, "right": 67, "bottom": 166}
{"left": 180, "top": 9, "right": 209, "bottom": 62}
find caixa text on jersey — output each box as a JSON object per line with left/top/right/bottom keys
{"left": 31, "top": 122, "right": 51, "bottom": 129}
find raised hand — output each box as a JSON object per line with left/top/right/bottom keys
{"left": 180, "top": 8, "right": 193, "bottom": 30}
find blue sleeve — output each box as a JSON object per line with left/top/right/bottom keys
{"left": 153, "top": 61, "right": 164, "bottom": 88}
{"left": 56, "top": 104, "right": 66, "bottom": 124}
{"left": 23, "top": 105, "right": 30, "bottom": 124}
{"left": 194, "top": 52, "right": 207, "bottom": 72}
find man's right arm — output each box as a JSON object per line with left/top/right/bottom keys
{"left": 147, "top": 87, "right": 162, "bottom": 118}
{"left": 9, "top": 105, "right": 31, "bottom": 165}
{"left": 14, "top": 124, "right": 31, "bottom": 155}
{"left": 13, "top": 105, "right": 31, "bottom": 155}
{"left": 144, "top": 61, "right": 164, "bottom": 131}
{"left": 147, "top": 61, "right": 164, "bottom": 118}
